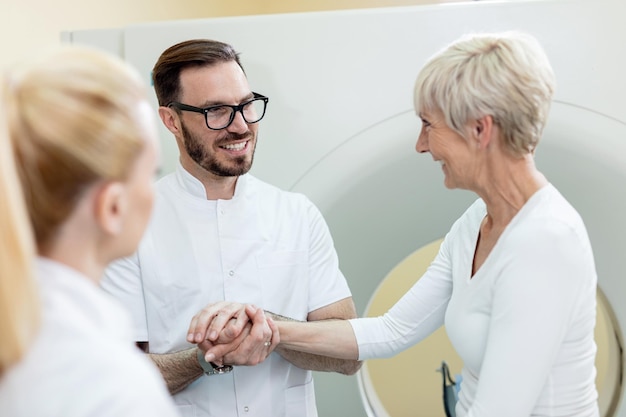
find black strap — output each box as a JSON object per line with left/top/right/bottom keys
{"left": 438, "top": 361, "right": 458, "bottom": 417}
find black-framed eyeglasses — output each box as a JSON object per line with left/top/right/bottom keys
{"left": 167, "top": 92, "right": 269, "bottom": 130}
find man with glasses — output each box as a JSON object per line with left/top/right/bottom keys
{"left": 102, "top": 39, "right": 360, "bottom": 417}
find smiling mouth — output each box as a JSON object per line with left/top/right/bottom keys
{"left": 220, "top": 140, "right": 248, "bottom": 151}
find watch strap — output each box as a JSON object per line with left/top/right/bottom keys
{"left": 196, "top": 348, "right": 233, "bottom": 375}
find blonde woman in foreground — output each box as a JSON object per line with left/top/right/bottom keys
{"left": 0, "top": 47, "right": 179, "bottom": 417}
{"left": 195, "top": 31, "right": 599, "bottom": 417}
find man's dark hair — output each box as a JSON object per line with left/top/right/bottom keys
{"left": 152, "top": 39, "right": 243, "bottom": 106}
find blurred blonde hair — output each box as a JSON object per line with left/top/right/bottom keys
{"left": 0, "top": 45, "right": 148, "bottom": 373}
{"left": 5, "top": 46, "right": 149, "bottom": 253}
{"left": 0, "top": 84, "right": 38, "bottom": 376}
{"left": 414, "top": 31, "right": 556, "bottom": 157}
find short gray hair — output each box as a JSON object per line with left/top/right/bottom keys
{"left": 414, "top": 31, "right": 555, "bottom": 156}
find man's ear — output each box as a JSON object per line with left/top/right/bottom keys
{"left": 158, "top": 106, "right": 181, "bottom": 136}
{"left": 469, "top": 114, "right": 494, "bottom": 149}
{"left": 94, "top": 181, "right": 126, "bottom": 236}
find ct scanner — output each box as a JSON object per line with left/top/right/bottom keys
{"left": 63, "top": 0, "right": 626, "bottom": 415}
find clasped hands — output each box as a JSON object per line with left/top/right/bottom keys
{"left": 187, "top": 302, "right": 279, "bottom": 367}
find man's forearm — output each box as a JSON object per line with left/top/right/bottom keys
{"left": 148, "top": 347, "right": 204, "bottom": 394}
{"left": 274, "top": 346, "right": 362, "bottom": 375}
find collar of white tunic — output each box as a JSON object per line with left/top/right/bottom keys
{"left": 35, "top": 257, "right": 133, "bottom": 343}
{"left": 174, "top": 161, "right": 249, "bottom": 200}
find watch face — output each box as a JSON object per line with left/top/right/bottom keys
{"left": 197, "top": 347, "right": 234, "bottom": 375}
{"left": 212, "top": 364, "right": 233, "bottom": 375}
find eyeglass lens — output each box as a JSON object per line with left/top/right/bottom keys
{"left": 206, "top": 98, "right": 266, "bottom": 129}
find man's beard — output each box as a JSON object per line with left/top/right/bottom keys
{"left": 181, "top": 121, "right": 255, "bottom": 177}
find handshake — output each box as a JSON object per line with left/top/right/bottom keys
{"left": 187, "top": 302, "right": 280, "bottom": 367}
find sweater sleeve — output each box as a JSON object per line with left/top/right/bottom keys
{"left": 349, "top": 231, "right": 454, "bottom": 359}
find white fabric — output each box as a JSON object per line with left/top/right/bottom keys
{"left": 350, "top": 184, "right": 599, "bottom": 417}
{"left": 102, "top": 163, "right": 352, "bottom": 417}
{"left": 0, "top": 258, "right": 178, "bottom": 417}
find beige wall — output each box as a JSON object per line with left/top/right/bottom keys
{"left": 2, "top": 0, "right": 457, "bottom": 70}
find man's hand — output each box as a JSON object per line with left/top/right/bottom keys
{"left": 190, "top": 302, "right": 279, "bottom": 366}
{"left": 187, "top": 301, "right": 250, "bottom": 344}
{"left": 202, "top": 305, "right": 279, "bottom": 365}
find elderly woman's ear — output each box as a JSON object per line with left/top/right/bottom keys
{"left": 467, "top": 114, "right": 495, "bottom": 149}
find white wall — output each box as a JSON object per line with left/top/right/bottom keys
{"left": 0, "top": 0, "right": 456, "bottom": 70}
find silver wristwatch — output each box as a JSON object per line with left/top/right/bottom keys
{"left": 197, "top": 349, "right": 233, "bottom": 375}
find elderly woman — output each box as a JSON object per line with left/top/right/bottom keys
{"left": 196, "top": 31, "right": 599, "bottom": 417}
{"left": 0, "top": 47, "right": 179, "bottom": 416}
